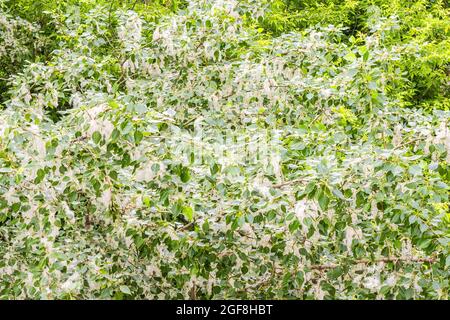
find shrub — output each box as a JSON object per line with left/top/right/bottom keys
{"left": 0, "top": 0, "right": 449, "bottom": 299}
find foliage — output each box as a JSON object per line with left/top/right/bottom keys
{"left": 0, "top": 0, "right": 449, "bottom": 299}
{"left": 0, "top": 1, "right": 44, "bottom": 102}
{"left": 259, "top": 0, "right": 450, "bottom": 108}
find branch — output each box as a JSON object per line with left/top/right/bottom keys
{"left": 310, "top": 256, "right": 436, "bottom": 271}
{"left": 178, "top": 220, "right": 195, "bottom": 231}
{"left": 272, "top": 178, "right": 306, "bottom": 188}
{"left": 130, "top": 0, "right": 139, "bottom": 10}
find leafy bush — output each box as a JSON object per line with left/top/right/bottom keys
{"left": 0, "top": 0, "right": 449, "bottom": 299}
{"left": 0, "top": 2, "right": 44, "bottom": 102}
{"left": 259, "top": 0, "right": 450, "bottom": 108}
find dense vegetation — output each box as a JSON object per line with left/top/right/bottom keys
{"left": 0, "top": 0, "right": 449, "bottom": 299}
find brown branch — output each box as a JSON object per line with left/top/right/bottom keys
{"left": 189, "top": 282, "right": 197, "bottom": 300}
{"left": 272, "top": 178, "right": 306, "bottom": 188}
{"left": 178, "top": 221, "right": 195, "bottom": 231}
{"left": 310, "top": 256, "right": 436, "bottom": 271}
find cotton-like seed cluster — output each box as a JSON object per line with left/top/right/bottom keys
{"left": 392, "top": 124, "right": 402, "bottom": 147}
{"left": 433, "top": 121, "right": 450, "bottom": 163}
{"left": 85, "top": 104, "right": 114, "bottom": 139}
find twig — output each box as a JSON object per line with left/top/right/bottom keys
{"left": 130, "top": 0, "right": 139, "bottom": 10}
{"left": 310, "top": 256, "right": 436, "bottom": 271}
{"left": 178, "top": 220, "right": 195, "bottom": 231}
{"left": 272, "top": 178, "right": 306, "bottom": 188}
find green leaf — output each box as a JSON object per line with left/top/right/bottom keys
{"left": 202, "top": 220, "right": 210, "bottom": 233}
{"left": 180, "top": 167, "right": 191, "bottom": 183}
{"left": 182, "top": 206, "right": 194, "bottom": 222}
{"left": 408, "top": 165, "right": 422, "bottom": 176}
{"left": 304, "top": 182, "right": 315, "bottom": 195}
{"left": 119, "top": 285, "right": 131, "bottom": 295}
{"left": 318, "top": 192, "right": 330, "bottom": 211}
{"left": 134, "top": 131, "right": 143, "bottom": 145}
{"left": 332, "top": 188, "right": 345, "bottom": 200}
{"left": 363, "top": 50, "right": 369, "bottom": 62}
{"left": 108, "top": 100, "right": 119, "bottom": 109}
{"left": 289, "top": 219, "right": 300, "bottom": 233}
{"left": 92, "top": 131, "right": 102, "bottom": 144}
{"left": 134, "top": 103, "right": 147, "bottom": 114}
{"left": 11, "top": 202, "right": 21, "bottom": 212}
{"left": 343, "top": 52, "right": 356, "bottom": 62}
{"left": 34, "top": 168, "right": 46, "bottom": 184}
{"left": 418, "top": 239, "right": 432, "bottom": 250}
{"left": 111, "top": 128, "right": 120, "bottom": 140}
{"left": 143, "top": 196, "right": 151, "bottom": 207}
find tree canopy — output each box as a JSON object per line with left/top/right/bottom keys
{"left": 0, "top": 0, "right": 449, "bottom": 299}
